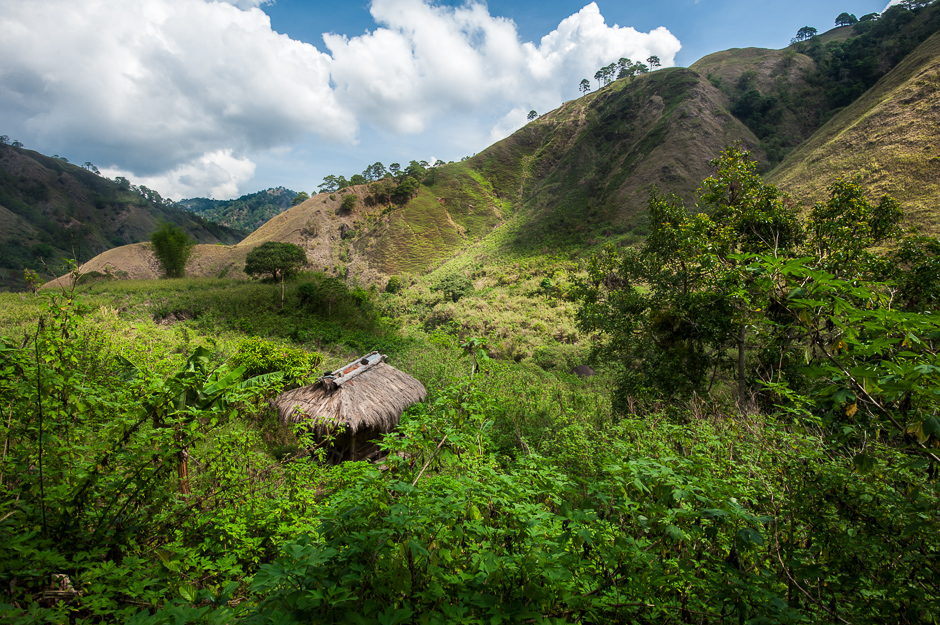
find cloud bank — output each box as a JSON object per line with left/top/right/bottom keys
{"left": 0, "top": 0, "right": 680, "bottom": 198}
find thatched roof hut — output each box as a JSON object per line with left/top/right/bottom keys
{"left": 273, "top": 352, "right": 426, "bottom": 462}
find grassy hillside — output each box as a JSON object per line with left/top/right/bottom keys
{"left": 0, "top": 145, "right": 246, "bottom": 291}
{"left": 39, "top": 2, "right": 940, "bottom": 290}
{"left": 472, "top": 68, "right": 762, "bottom": 252}
{"left": 691, "top": 2, "right": 940, "bottom": 165}
{"left": 767, "top": 30, "right": 940, "bottom": 234}
{"left": 55, "top": 68, "right": 758, "bottom": 288}
{"left": 690, "top": 46, "right": 827, "bottom": 164}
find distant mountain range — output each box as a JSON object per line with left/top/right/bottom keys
{"left": 33, "top": 1, "right": 940, "bottom": 289}
{"left": 178, "top": 187, "right": 298, "bottom": 232}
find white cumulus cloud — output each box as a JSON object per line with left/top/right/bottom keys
{"left": 102, "top": 149, "right": 257, "bottom": 200}
{"left": 0, "top": 0, "right": 351, "bottom": 195}
{"left": 326, "top": 1, "right": 681, "bottom": 139}
{"left": 0, "top": 0, "right": 681, "bottom": 199}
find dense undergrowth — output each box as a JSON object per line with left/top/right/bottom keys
{"left": 3, "top": 146, "right": 940, "bottom": 622}
{"left": 1, "top": 264, "right": 937, "bottom": 624}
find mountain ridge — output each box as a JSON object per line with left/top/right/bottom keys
{"left": 37, "top": 4, "right": 940, "bottom": 289}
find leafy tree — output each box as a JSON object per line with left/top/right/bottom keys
{"left": 319, "top": 175, "right": 340, "bottom": 193}
{"left": 389, "top": 162, "right": 401, "bottom": 176}
{"left": 404, "top": 160, "right": 428, "bottom": 182}
{"left": 434, "top": 274, "right": 474, "bottom": 303}
{"left": 647, "top": 55, "right": 661, "bottom": 68}
{"left": 794, "top": 26, "right": 818, "bottom": 41}
{"left": 391, "top": 176, "right": 419, "bottom": 205}
{"left": 291, "top": 191, "right": 309, "bottom": 206}
{"left": 150, "top": 222, "right": 194, "bottom": 279}
{"left": 369, "top": 178, "right": 396, "bottom": 205}
{"left": 858, "top": 11, "right": 879, "bottom": 21}
{"left": 604, "top": 63, "right": 617, "bottom": 84}
{"left": 575, "top": 147, "right": 805, "bottom": 407}
{"left": 244, "top": 241, "right": 307, "bottom": 282}
{"left": 579, "top": 78, "right": 591, "bottom": 94}
{"left": 807, "top": 177, "right": 903, "bottom": 276}
{"left": 574, "top": 145, "right": 921, "bottom": 420}
{"left": 11, "top": 139, "right": 23, "bottom": 148}
{"left": 527, "top": 110, "right": 538, "bottom": 121}
{"left": 835, "top": 12, "right": 858, "bottom": 26}
{"left": 82, "top": 161, "right": 100, "bottom": 175}
{"left": 349, "top": 174, "right": 366, "bottom": 186}
{"left": 616, "top": 57, "right": 633, "bottom": 79}
{"left": 362, "top": 162, "right": 386, "bottom": 182}
{"left": 0, "top": 135, "right": 8, "bottom": 145}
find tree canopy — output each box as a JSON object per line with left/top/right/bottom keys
{"left": 574, "top": 146, "right": 916, "bottom": 416}
{"left": 244, "top": 241, "right": 307, "bottom": 281}
{"left": 794, "top": 25, "right": 818, "bottom": 41}
{"left": 835, "top": 12, "right": 858, "bottom": 26}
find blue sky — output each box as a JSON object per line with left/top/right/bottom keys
{"left": 0, "top": 0, "right": 894, "bottom": 200}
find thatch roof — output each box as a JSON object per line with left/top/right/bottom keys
{"left": 273, "top": 355, "right": 426, "bottom": 436}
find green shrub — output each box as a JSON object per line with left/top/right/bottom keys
{"left": 230, "top": 336, "right": 322, "bottom": 386}
{"left": 150, "top": 222, "right": 194, "bottom": 278}
{"left": 340, "top": 194, "right": 357, "bottom": 213}
{"left": 433, "top": 274, "right": 474, "bottom": 303}
{"left": 297, "top": 274, "right": 352, "bottom": 316}
{"left": 385, "top": 276, "right": 402, "bottom": 294}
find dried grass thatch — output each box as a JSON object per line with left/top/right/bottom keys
{"left": 273, "top": 361, "right": 426, "bottom": 436}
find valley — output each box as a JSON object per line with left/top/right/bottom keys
{"left": 2, "top": 3, "right": 940, "bottom": 622}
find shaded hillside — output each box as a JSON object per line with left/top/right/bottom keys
{"left": 471, "top": 68, "right": 762, "bottom": 251}
{"left": 179, "top": 187, "right": 297, "bottom": 231}
{"left": 0, "top": 145, "right": 246, "bottom": 290}
{"left": 690, "top": 46, "right": 827, "bottom": 163}
{"left": 767, "top": 30, "right": 940, "bottom": 235}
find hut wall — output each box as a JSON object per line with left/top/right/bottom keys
{"left": 319, "top": 428, "right": 385, "bottom": 464}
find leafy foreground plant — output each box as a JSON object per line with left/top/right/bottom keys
{"left": 242, "top": 389, "right": 940, "bottom": 624}
{"left": 1, "top": 273, "right": 938, "bottom": 624}
{"left": 0, "top": 290, "right": 329, "bottom": 623}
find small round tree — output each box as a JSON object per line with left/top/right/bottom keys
{"left": 244, "top": 242, "right": 307, "bottom": 281}
{"left": 835, "top": 12, "right": 858, "bottom": 26}
{"left": 794, "top": 26, "right": 818, "bottom": 41}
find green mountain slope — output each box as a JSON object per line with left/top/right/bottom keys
{"left": 485, "top": 68, "right": 761, "bottom": 252}
{"left": 767, "top": 30, "right": 940, "bottom": 234}
{"left": 0, "top": 145, "right": 246, "bottom": 290}
{"left": 179, "top": 187, "right": 297, "bottom": 231}
{"left": 690, "top": 2, "right": 940, "bottom": 165}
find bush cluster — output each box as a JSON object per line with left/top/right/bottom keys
{"left": 230, "top": 336, "right": 322, "bottom": 386}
